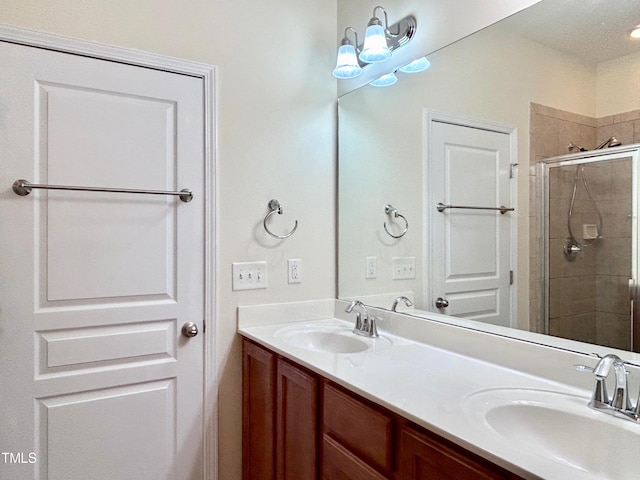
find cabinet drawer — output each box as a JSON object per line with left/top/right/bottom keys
{"left": 398, "top": 425, "right": 520, "bottom": 480}
{"left": 322, "top": 435, "right": 389, "bottom": 480}
{"left": 323, "top": 383, "right": 393, "bottom": 474}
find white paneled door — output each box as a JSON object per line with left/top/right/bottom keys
{"left": 429, "top": 119, "right": 514, "bottom": 327}
{"left": 0, "top": 40, "right": 205, "bottom": 479}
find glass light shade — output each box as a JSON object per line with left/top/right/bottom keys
{"left": 630, "top": 26, "right": 640, "bottom": 39}
{"left": 332, "top": 44, "right": 362, "bottom": 79}
{"left": 370, "top": 72, "right": 397, "bottom": 87}
{"left": 359, "top": 24, "right": 391, "bottom": 63}
{"left": 398, "top": 57, "right": 431, "bottom": 73}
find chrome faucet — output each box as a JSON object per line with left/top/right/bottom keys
{"left": 391, "top": 296, "right": 413, "bottom": 312}
{"left": 577, "top": 354, "right": 637, "bottom": 421}
{"left": 345, "top": 301, "right": 379, "bottom": 338}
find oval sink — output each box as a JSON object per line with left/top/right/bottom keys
{"left": 463, "top": 388, "right": 640, "bottom": 479}
{"left": 275, "top": 324, "right": 387, "bottom": 354}
{"left": 283, "top": 330, "right": 369, "bottom": 353}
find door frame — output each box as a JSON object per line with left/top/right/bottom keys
{"left": 0, "top": 24, "right": 218, "bottom": 479}
{"left": 424, "top": 110, "right": 518, "bottom": 326}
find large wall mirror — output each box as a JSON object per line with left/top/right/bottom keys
{"left": 338, "top": 0, "right": 640, "bottom": 354}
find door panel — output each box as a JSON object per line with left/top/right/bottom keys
{"left": 430, "top": 120, "right": 513, "bottom": 327}
{"left": 0, "top": 41, "right": 204, "bottom": 480}
{"left": 40, "top": 78, "right": 178, "bottom": 302}
{"left": 37, "top": 381, "right": 175, "bottom": 480}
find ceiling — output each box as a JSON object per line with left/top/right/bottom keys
{"left": 498, "top": 0, "right": 640, "bottom": 64}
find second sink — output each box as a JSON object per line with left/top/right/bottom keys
{"left": 463, "top": 388, "right": 640, "bottom": 479}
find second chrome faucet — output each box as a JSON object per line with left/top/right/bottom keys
{"left": 577, "top": 353, "right": 638, "bottom": 421}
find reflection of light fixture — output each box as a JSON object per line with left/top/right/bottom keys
{"left": 630, "top": 25, "right": 640, "bottom": 39}
{"left": 333, "top": 28, "right": 362, "bottom": 79}
{"left": 370, "top": 72, "right": 398, "bottom": 87}
{"left": 399, "top": 56, "right": 430, "bottom": 73}
{"left": 367, "top": 56, "right": 431, "bottom": 87}
{"left": 333, "top": 5, "right": 417, "bottom": 79}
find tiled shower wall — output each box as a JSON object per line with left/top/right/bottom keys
{"left": 530, "top": 103, "right": 640, "bottom": 349}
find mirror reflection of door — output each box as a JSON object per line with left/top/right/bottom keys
{"left": 429, "top": 118, "right": 515, "bottom": 327}
{"left": 545, "top": 154, "right": 636, "bottom": 351}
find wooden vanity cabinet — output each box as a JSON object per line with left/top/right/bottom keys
{"left": 243, "top": 339, "right": 318, "bottom": 480}
{"left": 242, "top": 338, "right": 524, "bottom": 480}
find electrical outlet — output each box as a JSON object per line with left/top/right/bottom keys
{"left": 392, "top": 257, "right": 416, "bottom": 280}
{"left": 288, "top": 259, "right": 302, "bottom": 284}
{"left": 366, "top": 256, "right": 377, "bottom": 279}
{"left": 232, "top": 261, "right": 268, "bottom": 290}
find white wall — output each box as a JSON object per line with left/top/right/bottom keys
{"left": 0, "top": 2, "right": 337, "bottom": 478}
{"left": 597, "top": 50, "right": 640, "bottom": 117}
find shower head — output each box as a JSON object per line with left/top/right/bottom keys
{"left": 567, "top": 142, "right": 587, "bottom": 152}
{"left": 568, "top": 136, "right": 622, "bottom": 152}
{"left": 596, "top": 136, "right": 621, "bottom": 149}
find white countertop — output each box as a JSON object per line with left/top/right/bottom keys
{"left": 237, "top": 299, "right": 637, "bottom": 480}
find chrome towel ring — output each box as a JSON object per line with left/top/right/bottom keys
{"left": 383, "top": 204, "right": 408, "bottom": 238}
{"left": 263, "top": 199, "right": 298, "bottom": 239}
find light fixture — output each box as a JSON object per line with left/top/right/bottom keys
{"left": 359, "top": 7, "right": 392, "bottom": 63}
{"left": 630, "top": 25, "right": 640, "bottom": 39}
{"left": 398, "top": 56, "right": 430, "bottom": 73}
{"left": 333, "top": 5, "right": 417, "bottom": 79}
{"left": 333, "top": 27, "right": 362, "bottom": 79}
{"left": 369, "top": 72, "right": 398, "bottom": 87}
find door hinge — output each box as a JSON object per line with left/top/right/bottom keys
{"left": 203, "top": 319, "right": 206, "bottom": 333}
{"left": 510, "top": 163, "right": 519, "bottom": 179}
{"left": 510, "top": 270, "right": 514, "bottom": 285}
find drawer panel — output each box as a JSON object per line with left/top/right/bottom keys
{"left": 322, "top": 435, "right": 389, "bottom": 480}
{"left": 323, "top": 382, "right": 393, "bottom": 473}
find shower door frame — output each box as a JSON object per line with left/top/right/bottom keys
{"left": 540, "top": 144, "right": 640, "bottom": 351}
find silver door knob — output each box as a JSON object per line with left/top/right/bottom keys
{"left": 435, "top": 297, "right": 449, "bottom": 309}
{"left": 182, "top": 322, "right": 198, "bottom": 338}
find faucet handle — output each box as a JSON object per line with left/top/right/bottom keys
{"left": 575, "top": 363, "right": 608, "bottom": 405}
{"left": 574, "top": 364, "right": 594, "bottom": 373}
{"left": 363, "top": 315, "right": 379, "bottom": 338}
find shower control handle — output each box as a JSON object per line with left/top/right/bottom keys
{"left": 435, "top": 297, "right": 449, "bottom": 309}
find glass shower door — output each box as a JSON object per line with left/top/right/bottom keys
{"left": 545, "top": 149, "right": 638, "bottom": 351}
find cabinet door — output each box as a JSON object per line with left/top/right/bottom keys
{"left": 242, "top": 340, "right": 276, "bottom": 480}
{"left": 276, "top": 358, "right": 319, "bottom": 480}
{"left": 398, "top": 426, "right": 519, "bottom": 480}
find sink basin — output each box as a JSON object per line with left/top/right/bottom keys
{"left": 275, "top": 324, "right": 387, "bottom": 354}
{"left": 463, "top": 388, "right": 640, "bottom": 479}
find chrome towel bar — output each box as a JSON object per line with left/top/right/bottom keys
{"left": 12, "top": 179, "right": 193, "bottom": 203}
{"left": 436, "top": 202, "right": 514, "bottom": 215}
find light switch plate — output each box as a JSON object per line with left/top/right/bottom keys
{"left": 393, "top": 257, "right": 416, "bottom": 280}
{"left": 232, "top": 261, "right": 268, "bottom": 290}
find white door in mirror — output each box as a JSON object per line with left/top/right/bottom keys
{"left": 429, "top": 119, "right": 514, "bottom": 327}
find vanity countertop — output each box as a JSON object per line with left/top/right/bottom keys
{"left": 237, "top": 299, "right": 639, "bottom": 480}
